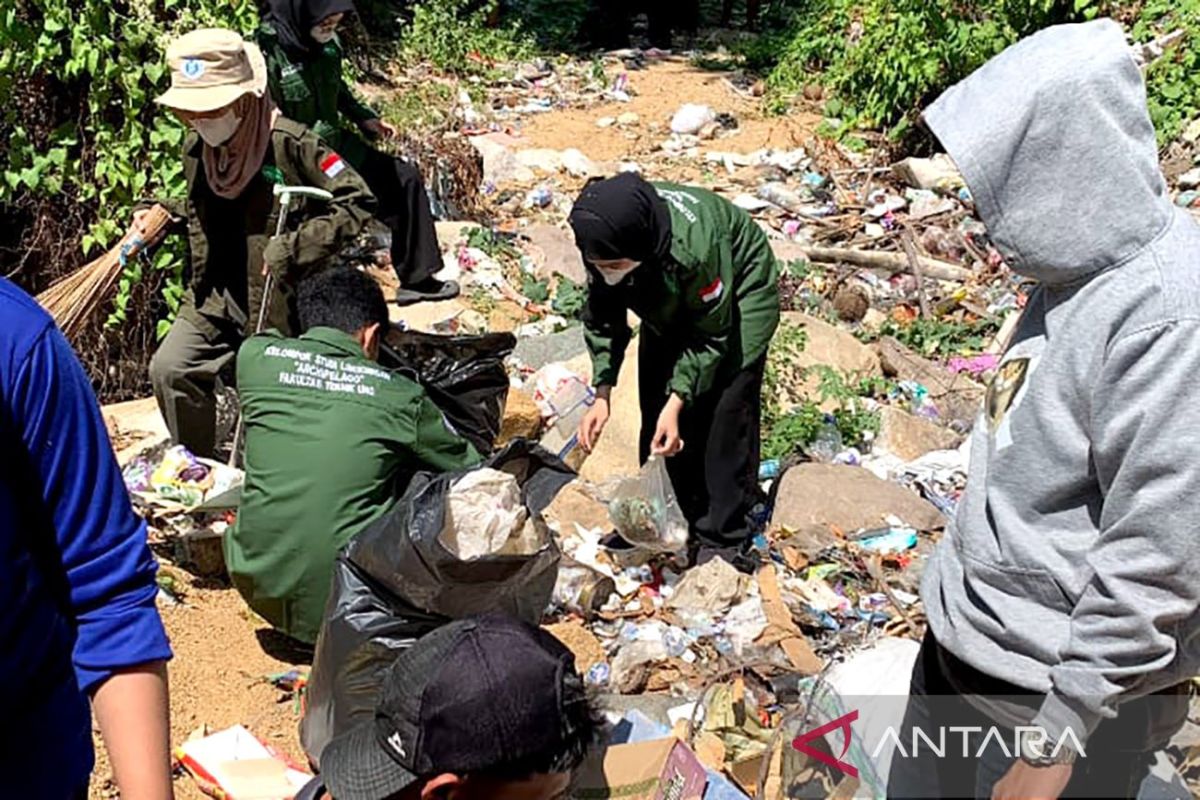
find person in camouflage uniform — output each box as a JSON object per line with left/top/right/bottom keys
{"left": 135, "top": 28, "right": 375, "bottom": 458}
{"left": 257, "top": 0, "right": 458, "bottom": 305}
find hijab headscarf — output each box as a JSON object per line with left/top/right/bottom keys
{"left": 203, "top": 93, "right": 281, "bottom": 199}
{"left": 264, "top": 0, "right": 357, "bottom": 60}
{"left": 568, "top": 172, "right": 673, "bottom": 264}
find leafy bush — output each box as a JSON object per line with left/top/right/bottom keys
{"left": 401, "top": 0, "right": 534, "bottom": 74}
{"left": 758, "top": 0, "right": 1200, "bottom": 143}
{"left": 0, "top": 0, "right": 257, "bottom": 398}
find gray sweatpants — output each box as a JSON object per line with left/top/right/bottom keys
{"left": 149, "top": 310, "right": 243, "bottom": 459}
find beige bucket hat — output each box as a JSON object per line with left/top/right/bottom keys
{"left": 155, "top": 28, "right": 267, "bottom": 113}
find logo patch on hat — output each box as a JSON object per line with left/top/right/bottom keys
{"left": 182, "top": 58, "right": 205, "bottom": 80}
{"left": 321, "top": 153, "right": 346, "bottom": 179}
{"left": 387, "top": 731, "right": 407, "bottom": 759}
{"left": 699, "top": 278, "right": 724, "bottom": 303}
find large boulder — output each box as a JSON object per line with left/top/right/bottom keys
{"left": 874, "top": 406, "right": 963, "bottom": 461}
{"left": 774, "top": 312, "right": 882, "bottom": 411}
{"left": 470, "top": 133, "right": 535, "bottom": 186}
{"left": 579, "top": 337, "right": 642, "bottom": 484}
{"left": 522, "top": 223, "right": 588, "bottom": 285}
{"left": 770, "top": 463, "right": 945, "bottom": 541}
{"left": 875, "top": 336, "right": 984, "bottom": 427}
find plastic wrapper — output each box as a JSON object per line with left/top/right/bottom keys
{"left": 439, "top": 468, "right": 531, "bottom": 559}
{"left": 149, "top": 445, "right": 212, "bottom": 506}
{"left": 300, "top": 441, "right": 573, "bottom": 765}
{"left": 606, "top": 456, "right": 689, "bottom": 552}
{"left": 379, "top": 327, "right": 516, "bottom": 455}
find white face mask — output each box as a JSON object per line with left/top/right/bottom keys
{"left": 192, "top": 110, "right": 240, "bottom": 147}
{"left": 310, "top": 26, "right": 337, "bottom": 44}
{"left": 597, "top": 262, "right": 640, "bottom": 286}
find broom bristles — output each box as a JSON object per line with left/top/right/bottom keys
{"left": 37, "top": 204, "right": 173, "bottom": 340}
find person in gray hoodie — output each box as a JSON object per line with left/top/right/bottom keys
{"left": 889, "top": 19, "right": 1196, "bottom": 800}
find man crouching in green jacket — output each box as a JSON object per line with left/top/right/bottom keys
{"left": 569, "top": 173, "right": 780, "bottom": 573}
{"left": 226, "top": 267, "right": 481, "bottom": 645}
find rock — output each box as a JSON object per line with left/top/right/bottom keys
{"left": 670, "top": 103, "right": 716, "bottom": 135}
{"left": 617, "top": 112, "right": 640, "bottom": 126}
{"left": 667, "top": 557, "right": 750, "bottom": 615}
{"left": 861, "top": 307, "right": 888, "bottom": 332}
{"left": 580, "top": 337, "right": 642, "bottom": 484}
{"left": 891, "top": 154, "right": 963, "bottom": 192}
{"left": 770, "top": 463, "right": 945, "bottom": 539}
{"left": 875, "top": 406, "right": 962, "bottom": 461}
{"left": 470, "top": 133, "right": 535, "bottom": 186}
{"left": 512, "top": 325, "right": 588, "bottom": 371}
{"left": 802, "top": 84, "right": 824, "bottom": 101}
{"left": 521, "top": 223, "right": 588, "bottom": 285}
{"left": 832, "top": 285, "right": 870, "bottom": 323}
{"left": 543, "top": 480, "right": 612, "bottom": 535}
{"left": 1179, "top": 167, "right": 1200, "bottom": 190}
{"left": 596, "top": 116, "right": 617, "bottom": 128}
{"left": 784, "top": 311, "right": 882, "bottom": 380}
{"left": 561, "top": 148, "right": 596, "bottom": 178}
{"left": 497, "top": 387, "right": 543, "bottom": 446}
{"left": 1184, "top": 118, "right": 1200, "bottom": 144}
{"left": 434, "top": 220, "right": 482, "bottom": 252}
{"left": 875, "top": 336, "right": 984, "bottom": 427}
{"left": 515, "top": 147, "right": 564, "bottom": 174}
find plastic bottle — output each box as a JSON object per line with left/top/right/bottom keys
{"left": 662, "top": 626, "right": 689, "bottom": 659}
{"left": 807, "top": 417, "right": 843, "bottom": 463}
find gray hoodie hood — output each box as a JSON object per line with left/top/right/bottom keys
{"left": 924, "top": 19, "right": 1171, "bottom": 285}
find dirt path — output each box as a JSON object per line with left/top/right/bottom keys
{"left": 90, "top": 587, "right": 310, "bottom": 799}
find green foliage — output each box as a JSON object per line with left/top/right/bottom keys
{"left": 754, "top": 0, "right": 1200, "bottom": 141}
{"left": 521, "top": 273, "right": 550, "bottom": 304}
{"left": 1, "top": 0, "right": 259, "bottom": 334}
{"left": 873, "top": 316, "right": 1000, "bottom": 357}
{"left": 400, "top": 0, "right": 535, "bottom": 75}
{"left": 1134, "top": 0, "right": 1200, "bottom": 145}
{"left": 467, "top": 225, "right": 520, "bottom": 260}
{"left": 505, "top": 0, "right": 592, "bottom": 52}
{"left": 378, "top": 81, "right": 455, "bottom": 131}
{"left": 761, "top": 323, "right": 881, "bottom": 460}
{"left": 551, "top": 276, "right": 588, "bottom": 319}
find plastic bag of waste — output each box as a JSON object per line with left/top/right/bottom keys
{"left": 379, "top": 327, "right": 515, "bottom": 455}
{"left": 300, "top": 441, "right": 573, "bottom": 765}
{"left": 606, "top": 456, "right": 689, "bottom": 552}
{"left": 440, "top": 468, "right": 535, "bottom": 559}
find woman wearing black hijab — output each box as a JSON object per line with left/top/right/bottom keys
{"left": 569, "top": 173, "right": 780, "bottom": 570}
{"left": 257, "top": 0, "right": 457, "bottom": 305}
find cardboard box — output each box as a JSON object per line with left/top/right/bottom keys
{"left": 572, "top": 737, "right": 708, "bottom": 800}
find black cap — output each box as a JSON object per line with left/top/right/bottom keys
{"left": 320, "top": 614, "right": 586, "bottom": 800}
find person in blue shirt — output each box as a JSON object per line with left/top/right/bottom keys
{"left": 0, "top": 277, "right": 174, "bottom": 799}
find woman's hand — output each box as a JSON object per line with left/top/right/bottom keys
{"left": 360, "top": 118, "right": 398, "bottom": 140}
{"left": 651, "top": 394, "right": 686, "bottom": 457}
{"left": 128, "top": 209, "right": 167, "bottom": 248}
{"left": 578, "top": 390, "right": 611, "bottom": 453}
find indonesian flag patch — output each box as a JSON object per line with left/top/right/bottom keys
{"left": 320, "top": 153, "right": 346, "bottom": 179}
{"left": 699, "top": 277, "right": 724, "bottom": 303}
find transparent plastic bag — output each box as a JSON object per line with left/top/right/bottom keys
{"left": 607, "top": 456, "right": 689, "bottom": 552}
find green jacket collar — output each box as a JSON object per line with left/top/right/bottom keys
{"left": 300, "top": 326, "right": 366, "bottom": 358}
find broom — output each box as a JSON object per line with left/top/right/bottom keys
{"left": 37, "top": 204, "right": 174, "bottom": 340}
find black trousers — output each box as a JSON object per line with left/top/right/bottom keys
{"left": 637, "top": 332, "right": 765, "bottom": 549}
{"left": 358, "top": 148, "right": 442, "bottom": 286}
{"left": 888, "top": 630, "right": 1187, "bottom": 799}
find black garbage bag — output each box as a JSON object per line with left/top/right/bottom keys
{"left": 300, "top": 441, "right": 574, "bottom": 764}
{"left": 379, "top": 327, "right": 516, "bottom": 455}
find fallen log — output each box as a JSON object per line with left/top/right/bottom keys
{"left": 799, "top": 245, "right": 973, "bottom": 282}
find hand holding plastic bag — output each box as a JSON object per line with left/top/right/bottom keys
{"left": 607, "top": 456, "right": 689, "bottom": 552}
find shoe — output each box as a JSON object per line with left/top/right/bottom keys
{"left": 394, "top": 278, "right": 461, "bottom": 306}
{"left": 689, "top": 542, "right": 759, "bottom": 575}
